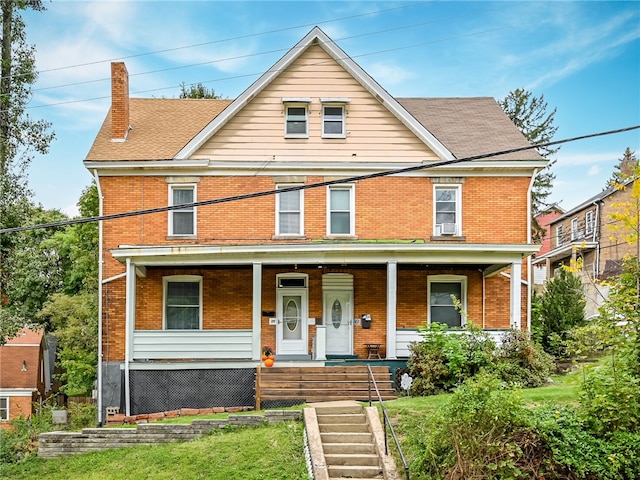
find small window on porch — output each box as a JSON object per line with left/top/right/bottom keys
{"left": 163, "top": 276, "right": 202, "bottom": 330}
{"left": 427, "top": 275, "right": 467, "bottom": 328}
{"left": 0, "top": 397, "right": 8, "bottom": 421}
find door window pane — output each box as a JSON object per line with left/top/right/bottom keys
{"left": 283, "top": 296, "right": 302, "bottom": 339}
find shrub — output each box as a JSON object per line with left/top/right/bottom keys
{"left": 407, "top": 322, "right": 495, "bottom": 395}
{"left": 532, "top": 405, "right": 640, "bottom": 480}
{"left": 68, "top": 401, "right": 97, "bottom": 430}
{"left": 579, "top": 362, "right": 640, "bottom": 436}
{"left": 410, "top": 373, "right": 548, "bottom": 479}
{"left": 532, "top": 268, "right": 586, "bottom": 357}
{"left": 488, "top": 329, "right": 555, "bottom": 388}
{"left": 0, "top": 403, "right": 53, "bottom": 464}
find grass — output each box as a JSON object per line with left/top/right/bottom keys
{"left": 1, "top": 367, "right": 587, "bottom": 479}
{"left": 0, "top": 421, "right": 308, "bottom": 480}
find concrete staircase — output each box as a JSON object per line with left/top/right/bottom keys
{"left": 304, "top": 401, "right": 398, "bottom": 480}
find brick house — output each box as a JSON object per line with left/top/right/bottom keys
{"left": 0, "top": 328, "right": 51, "bottom": 425}
{"left": 84, "top": 27, "right": 546, "bottom": 422}
{"left": 532, "top": 205, "right": 564, "bottom": 289}
{"left": 533, "top": 178, "right": 638, "bottom": 318}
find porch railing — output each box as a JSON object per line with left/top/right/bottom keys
{"left": 132, "top": 329, "right": 252, "bottom": 360}
{"left": 366, "top": 364, "right": 410, "bottom": 480}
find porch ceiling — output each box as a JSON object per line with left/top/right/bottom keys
{"left": 112, "top": 242, "right": 538, "bottom": 271}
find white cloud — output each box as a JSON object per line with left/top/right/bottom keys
{"left": 367, "top": 62, "right": 414, "bottom": 86}
{"left": 588, "top": 165, "right": 601, "bottom": 176}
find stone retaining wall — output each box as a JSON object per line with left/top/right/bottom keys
{"left": 39, "top": 410, "right": 301, "bottom": 458}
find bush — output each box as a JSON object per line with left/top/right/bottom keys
{"left": 532, "top": 268, "right": 586, "bottom": 358}
{"left": 407, "top": 323, "right": 495, "bottom": 395}
{"left": 488, "top": 329, "right": 555, "bottom": 388}
{"left": 410, "top": 373, "right": 548, "bottom": 479}
{"left": 68, "top": 402, "right": 97, "bottom": 430}
{"left": 532, "top": 405, "right": 640, "bottom": 480}
{"left": 0, "top": 403, "right": 53, "bottom": 464}
{"left": 579, "top": 362, "right": 640, "bottom": 436}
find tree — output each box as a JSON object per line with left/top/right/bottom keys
{"left": 0, "top": 0, "right": 54, "bottom": 342}
{"left": 500, "top": 88, "right": 559, "bottom": 241}
{"left": 178, "top": 81, "right": 221, "bottom": 99}
{"left": 36, "top": 184, "right": 99, "bottom": 395}
{"left": 607, "top": 147, "right": 638, "bottom": 189}
{"left": 532, "top": 267, "right": 586, "bottom": 357}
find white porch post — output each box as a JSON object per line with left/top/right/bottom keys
{"left": 386, "top": 261, "right": 398, "bottom": 359}
{"left": 510, "top": 260, "right": 522, "bottom": 329}
{"left": 252, "top": 262, "right": 262, "bottom": 361}
{"left": 124, "top": 258, "right": 136, "bottom": 416}
{"left": 315, "top": 325, "right": 327, "bottom": 360}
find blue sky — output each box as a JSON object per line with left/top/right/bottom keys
{"left": 22, "top": 1, "right": 640, "bottom": 216}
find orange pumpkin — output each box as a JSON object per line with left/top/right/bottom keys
{"left": 264, "top": 357, "right": 275, "bottom": 367}
{"left": 261, "top": 354, "right": 268, "bottom": 361}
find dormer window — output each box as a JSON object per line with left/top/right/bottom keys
{"left": 321, "top": 98, "right": 349, "bottom": 138}
{"left": 283, "top": 98, "right": 311, "bottom": 138}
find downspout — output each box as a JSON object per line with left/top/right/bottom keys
{"left": 92, "top": 169, "right": 104, "bottom": 426}
{"left": 593, "top": 201, "right": 600, "bottom": 277}
{"left": 526, "top": 168, "right": 540, "bottom": 332}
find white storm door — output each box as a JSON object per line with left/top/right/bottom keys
{"left": 276, "top": 289, "right": 308, "bottom": 355}
{"left": 324, "top": 291, "right": 353, "bottom": 355}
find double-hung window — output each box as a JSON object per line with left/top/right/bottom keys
{"left": 283, "top": 98, "right": 311, "bottom": 138}
{"left": 585, "top": 211, "right": 594, "bottom": 235}
{"left": 276, "top": 185, "right": 304, "bottom": 236}
{"left": 434, "top": 185, "right": 461, "bottom": 236}
{"left": 556, "top": 225, "right": 564, "bottom": 247}
{"left": 163, "top": 276, "right": 202, "bottom": 330}
{"left": 0, "top": 397, "right": 8, "bottom": 421}
{"left": 571, "top": 218, "right": 580, "bottom": 240}
{"left": 428, "top": 275, "right": 467, "bottom": 328}
{"left": 169, "top": 185, "right": 196, "bottom": 236}
{"left": 320, "top": 99, "right": 349, "bottom": 138}
{"left": 327, "top": 185, "right": 355, "bottom": 236}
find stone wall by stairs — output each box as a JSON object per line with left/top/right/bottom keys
{"left": 38, "top": 410, "right": 300, "bottom": 458}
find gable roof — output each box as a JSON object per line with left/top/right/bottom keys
{"left": 85, "top": 27, "right": 542, "bottom": 165}
{"left": 175, "top": 26, "right": 454, "bottom": 161}
{"left": 0, "top": 328, "right": 45, "bottom": 390}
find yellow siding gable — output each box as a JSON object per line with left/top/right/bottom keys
{"left": 192, "top": 44, "right": 440, "bottom": 163}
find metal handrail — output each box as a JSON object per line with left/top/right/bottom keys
{"left": 367, "top": 364, "right": 410, "bottom": 480}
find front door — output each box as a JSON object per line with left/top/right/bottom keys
{"left": 276, "top": 288, "right": 308, "bottom": 355}
{"left": 324, "top": 291, "right": 353, "bottom": 355}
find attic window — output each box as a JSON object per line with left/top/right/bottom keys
{"left": 321, "top": 98, "right": 350, "bottom": 139}
{"left": 283, "top": 98, "right": 311, "bottom": 138}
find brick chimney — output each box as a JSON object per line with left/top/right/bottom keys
{"left": 111, "top": 62, "right": 130, "bottom": 141}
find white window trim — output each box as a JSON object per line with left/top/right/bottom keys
{"left": 162, "top": 275, "right": 203, "bottom": 330}
{"left": 275, "top": 184, "right": 304, "bottom": 237}
{"left": 321, "top": 102, "right": 347, "bottom": 138}
{"left": 556, "top": 225, "right": 564, "bottom": 247}
{"left": 433, "top": 184, "right": 462, "bottom": 236}
{"left": 427, "top": 275, "right": 467, "bottom": 327}
{"left": 283, "top": 100, "right": 310, "bottom": 139}
{"left": 0, "top": 397, "right": 8, "bottom": 421}
{"left": 585, "top": 210, "right": 594, "bottom": 235}
{"left": 168, "top": 184, "right": 197, "bottom": 237}
{"left": 326, "top": 184, "right": 355, "bottom": 237}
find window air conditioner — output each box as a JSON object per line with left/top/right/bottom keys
{"left": 441, "top": 223, "right": 457, "bottom": 235}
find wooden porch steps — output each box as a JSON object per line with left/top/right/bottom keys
{"left": 257, "top": 365, "right": 396, "bottom": 405}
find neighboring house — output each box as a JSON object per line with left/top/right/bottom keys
{"left": 532, "top": 205, "right": 565, "bottom": 290}
{"left": 0, "top": 328, "right": 51, "bottom": 425}
{"left": 84, "top": 27, "right": 546, "bottom": 421}
{"left": 533, "top": 179, "right": 637, "bottom": 318}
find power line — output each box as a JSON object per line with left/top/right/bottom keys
{"left": 1, "top": 125, "right": 638, "bottom": 235}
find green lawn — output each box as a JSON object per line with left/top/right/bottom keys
{"left": 1, "top": 370, "right": 583, "bottom": 480}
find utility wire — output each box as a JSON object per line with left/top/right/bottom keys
{"left": 1, "top": 125, "right": 638, "bottom": 235}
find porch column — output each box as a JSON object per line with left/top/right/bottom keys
{"left": 252, "top": 262, "right": 262, "bottom": 361}
{"left": 510, "top": 260, "right": 522, "bottom": 329}
{"left": 124, "top": 258, "right": 136, "bottom": 416}
{"left": 386, "top": 261, "right": 398, "bottom": 359}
